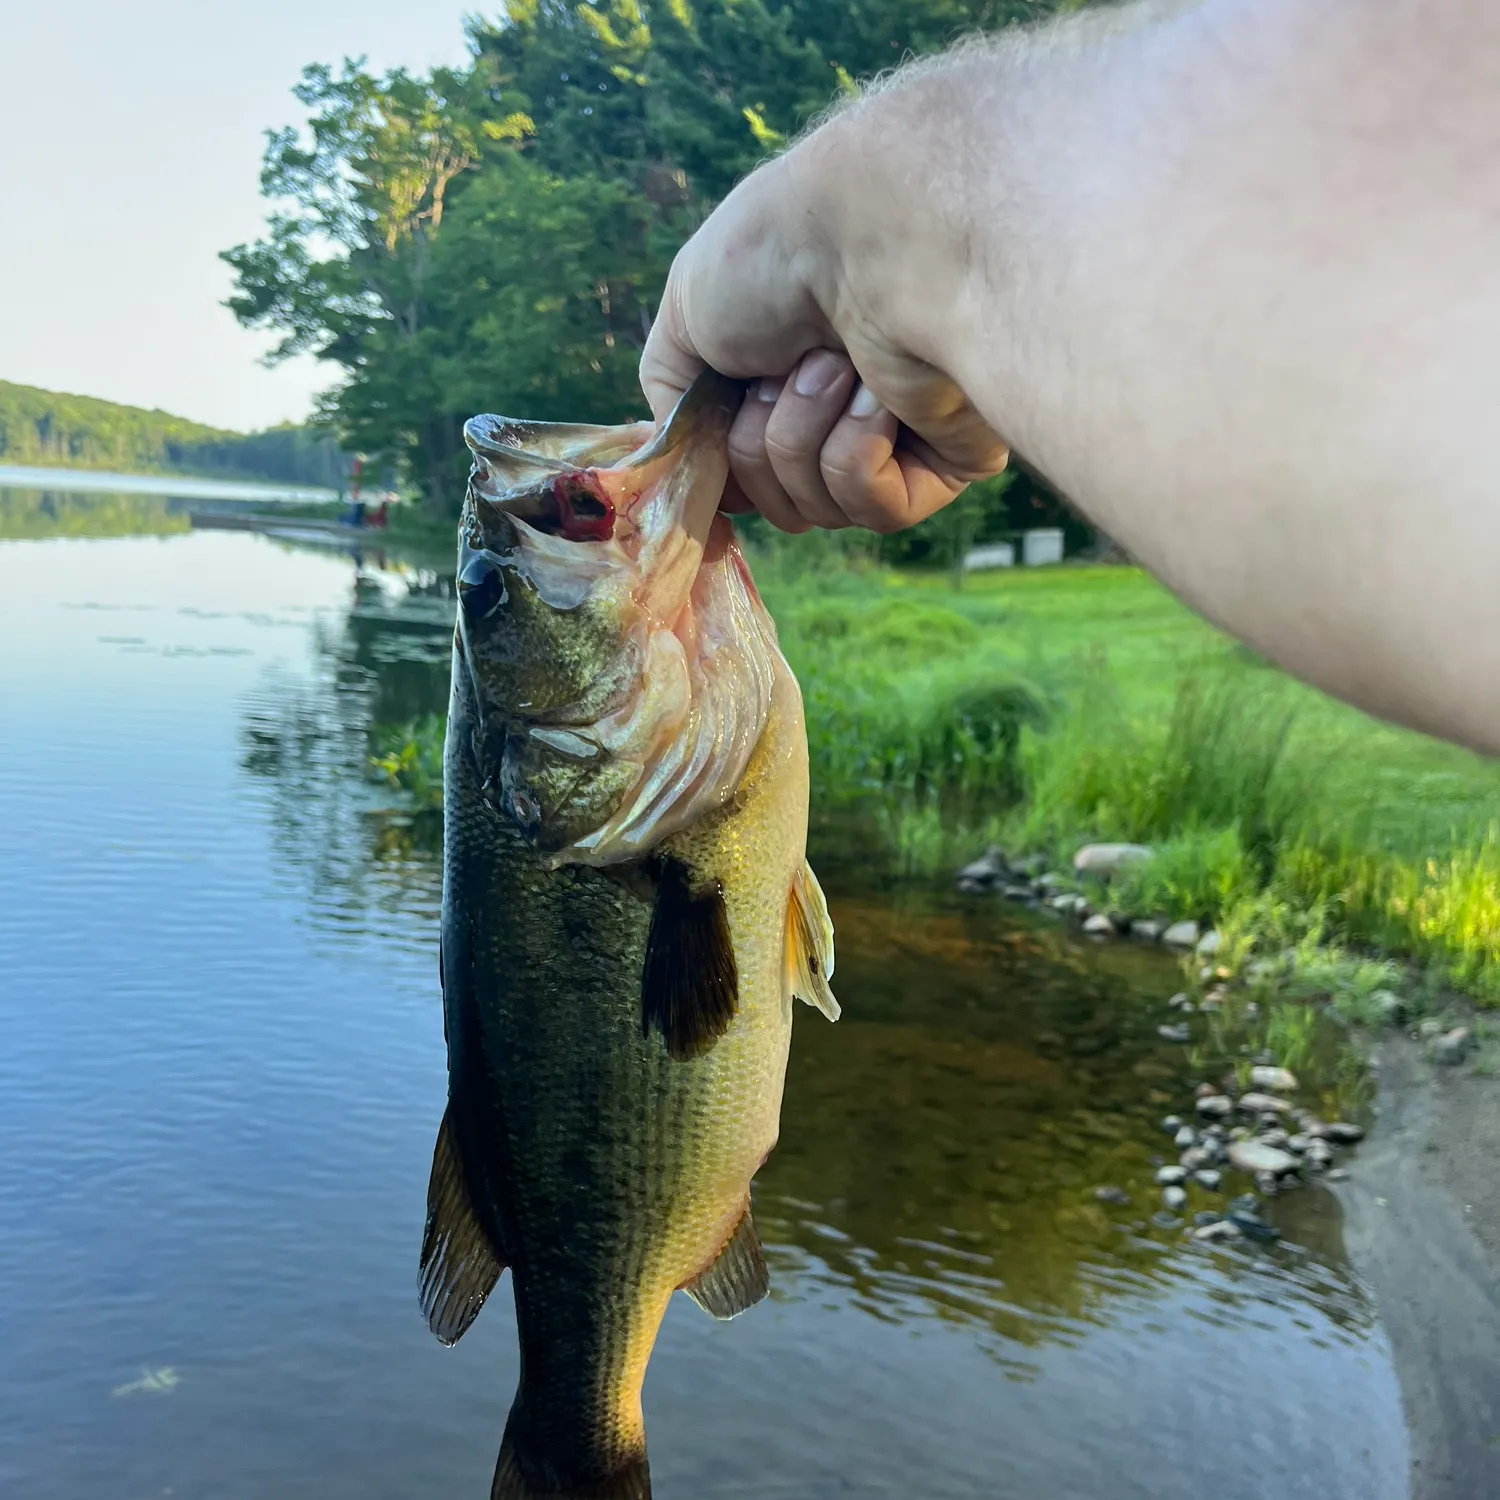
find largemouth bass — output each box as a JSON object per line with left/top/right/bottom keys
{"left": 422, "top": 372, "right": 838, "bottom": 1500}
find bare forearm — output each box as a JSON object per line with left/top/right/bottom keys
{"left": 807, "top": 0, "right": 1500, "bottom": 750}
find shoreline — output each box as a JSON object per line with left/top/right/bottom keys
{"left": 1336, "top": 1033, "right": 1500, "bottom": 1499}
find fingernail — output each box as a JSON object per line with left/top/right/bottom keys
{"left": 847, "top": 383, "right": 882, "bottom": 420}
{"left": 756, "top": 376, "right": 784, "bottom": 403}
{"left": 793, "top": 349, "right": 847, "bottom": 398}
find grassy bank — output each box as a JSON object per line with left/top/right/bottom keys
{"left": 373, "top": 539, "right": 1500, "bottom": 1000}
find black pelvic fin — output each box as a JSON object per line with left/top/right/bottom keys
{"left": 684, "top": 1206, "right": 770, "bottom": 1320}
{"left": 419, "top": 1106, "right": 504, "bottom": 1346}
{"left": 641, "top": 858, "right": 738, "bottom": 1061}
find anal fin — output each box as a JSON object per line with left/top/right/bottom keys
{"left": 419, "top": 1106, "right": 504, "bottom": 1345}
{"left": 786, "top": 859, "right": 839, "bottom": 1021}
{"left": 683, "top": 1207, "right": 770, "bottom": 1320}
{"left": 641, "top": 857, "right": 738, "bottom": 1061}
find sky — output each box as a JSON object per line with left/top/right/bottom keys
{"left": 1, "top": 1, "right": 477, "bottom": 432}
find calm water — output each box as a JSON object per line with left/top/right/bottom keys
{"left": 0, "top": 492, "right": 1409, "bottom": 1498}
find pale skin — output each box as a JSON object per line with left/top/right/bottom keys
{"left": 639, "top": 0, "right": 1500, "bottom": 756}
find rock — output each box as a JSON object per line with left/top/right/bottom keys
{"left": 957, "top": 849, "right": 1007, "bottom": 886}
{"left": 1162, "top": 1186, "right": 1188, "bottom": 1211}
{"left": 957, "top": 877, "right": 989, "bottom": 893}
{"left": 1035, "top": 872, "right": 1066, "bottom": 892}
{"left": 1325, "top": 1168, "right": 1350, "bottom": 1182}
{"left": 1370, "top": 989, "right": 1405, "bottom": 1026}
{"left": 1162, "top": 920, "right": 1201, "bottom": 948}
{"left": 1195, "top": 1168, "right": 1224, "bottom": 1191}
{"left": 1418, "top": 1018, "right": 1445, "bottom": 1041}
{"left": 1152, "top": 1209, "right": 1183, "bottom": 1229}
{"left": 1228, "top": 1125, "right": 1249, "bottom": 1141}
{"left": 1324, "top": 1122, "right": 1365, "bottom": 1145}
{"left": 1227, "top": 1209, "right": 1279, "bottom": 1243}
{"left": 1073, "top": 842, "right": 1154, "bottom": 877}
{"left": 1238, "top": 1092, "right": 1292, "bottom": 1116}
{"left": 1228, "top": 1193, "right": 1260, "bottom": 1215}
{"left": 1094, "top": 1185, "right": 1131, "bottom": 1206}
{"left": 1255, "top": 1170, "right": 1282, "bottom": 1196}
{"left": 1194, "top": 1218, "right": 1244, "bottom": 1243}
{"left": 1196, "top": 1094, "right": 1234, "bottom": 1118}
{"left": 1050, "top": 892, "right": 1090, "bottom": 916}
{"left": 1250, "top": 1065, "right": 1299, "bottom": 1092}
{"left": 1305, "top": 1139, "right": 1333, "bottom": 1167}
{"left": 1001, "top": 883, "right": 1038, "bottom": 902}
{"left": 1258, "top": 1128, "right": 1290, "bottom": 1149}
{"left": 1161, "top": 1115, "right": 1183, "bottom": 1134}
{"left": 1174, "top": 1126, "right": 1198, "bottom": 1150}
{"left": 1193, "top": 1209, "right": 1222, "bottom": 1227}
{"left": 1285, "top": 1134, "right": 1311, "bottom": 1155}
{"left": 1167, "top": 991, "right": 1190, "bottom": 1010}
{"left": 1431, "top": 1027, "right": 1472, "bottom": 1066}
{"left": 1180, "top": 1147, "right": 1211, "bottom": 1172}
{"left": 1196, "top": 930, "right": 1223, "bottom": 957}
{"left": 1013, "top": 854, "right": 1047, "bottom": 878}
{"left": 1131, "top": 918, "right": 1165, "bottom": 941}
{"left": 1082, "top": 912, "right": 1117, "bottom": 937}
{"left": 1156, "top": 1166, "right": 1188, "bottom": 1186}
{"left": 1227, "top": 1139, "right": 1299, "bottom": 1177}
{"left": 1157, "top": 1023, "right": 1191, "bottom": 1043}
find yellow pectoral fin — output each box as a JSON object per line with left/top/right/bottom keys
{"left": 785, "top": 859, "right": 839, "bottom": 1022}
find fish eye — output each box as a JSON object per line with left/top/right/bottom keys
{"left": 458, "top": 553, "right": 507, "bottom": 622}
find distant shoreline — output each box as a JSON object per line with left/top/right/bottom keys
{"left": 0, "top": 463, "right": 339, "bottom": 505}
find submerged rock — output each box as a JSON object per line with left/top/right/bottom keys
{"left": 1162, "top": 920, "right": 1201, "bottom": 948}
{"left": 1227, "top": 1209, "right": 1279, "bottom": 1242}
{"left": 1162, "top": 1185, "right": 1188, "bottom": 1211}
{"left": 1073, "top": 842, "right": 1154, "bottom": 876}
{"left": 1227, "top": 1140, "right": 1299, "bottom": 1177}
{"left": 1094, "top": 1185, "right": 1132, "bottom": 1206}
{"left": 1174, "top": 1125, "right": 1198, "bottom": 1150}
{"left": 1195, "top": 1168, "right": 1224, "bottom": 1191}
{"left": 1250, "top": 1065, "right": 1299, "bottom": 1092}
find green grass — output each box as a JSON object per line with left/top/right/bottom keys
{"left": 371, "top": 542, "right": 1500, "bottom": 999}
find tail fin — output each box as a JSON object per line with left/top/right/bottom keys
{"left": 492, "top": 1434, "right": 650, "bottom": 1500}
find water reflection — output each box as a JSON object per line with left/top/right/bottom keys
{"left": 219, "top": 509, "right": 1378, "bottom": 1364}
{"left": 0, "top": 494, "right": 1404, "bottom": 1500}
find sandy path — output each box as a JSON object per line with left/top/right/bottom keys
{"left": 1336, "top": 1036, "right": 1500, "bottom": 1499}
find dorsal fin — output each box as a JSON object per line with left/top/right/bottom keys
{"left": 785, "top": 860, "right": 839, "bottom": 1022}
{"left": 419, "top": 1106, "right": 504, "bottom": 1345}
{"left": 641, "top": 858, "right": 738, "bottom": 1061}
{"left": 683, "top": 1206, "right": 770, "bottom": 1320}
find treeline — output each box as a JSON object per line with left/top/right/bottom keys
{"left": 0, "top": 381, "right": 350, "bottom": 489}
{"left": 225, "top": 0, "right": 1087, "bottom": 550}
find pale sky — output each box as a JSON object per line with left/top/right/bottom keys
{"left": 2, "top": 1, "right": 478, "bottom": 432}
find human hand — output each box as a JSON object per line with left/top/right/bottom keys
{"left": 639, "top": 126, "right": 1010, "bottom": 534}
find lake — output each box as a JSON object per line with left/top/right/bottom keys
{"left": 0, "top": 488, "right": 1409, "bottom": 1498}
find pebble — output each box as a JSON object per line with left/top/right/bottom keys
{"left": 1157, "top": 1023, "right": 1191, "bottom": 1043}
{"left": 1094, "top": 1185, "right": 1131, "bottom": 1206}
{"left": 1255, "top": 1170, "right": 1283, "bottom": 1196}
{"left": 1258, "top": 1128, "right": 1291, "bottom": 1149}
{"left": 1228, "top": 1193, "right": 1261, "bottom": 1215}
{"left": 1073, "top": 842, "right": 1154, "bottom": 876}
{"left": 1324, "top": 1122, "right": 1365, "bottom": 1144}
{"left": 956, "top": 851, "right": 1006, "bottom": 886}
{"left": 1131, "top": 918, "right": 1166, "bottom": 941}
{"left": 1227, "top": 1209, "right": 1279, "bottom": 1243}
{"left": 1161, "top": 1115, "right": 1183, "bottom": 1133}
{"left": 1167, "top": 992, "right": 1191, "bottom": 1010}
{"left": 1193, "top": 1209, "right": 1221, "bottom": 1227}
{"left": 1001, "top": 883, "right": 1037, "bottom": 902}
{"left": 1195, "top": 1168, "right": 1223, "bottom": 1191}
{"left": 1195, "top": 1094, "right": 1234, "bottom": 1118}
{"left": 1162, "top": 919, "right": 1201, "bottom": 948}
{"left": 1049, "top": 892, "right": 1088, "bottom": 914}
{"left": 1180, "top": 1147, "right": 1211, "bottom": 1172}
{"left": 1196, "top": 930, "right": 1223, "bottom": 957}
{"left": 1083, "top": 912, "right": 1117, "bottom": 937}
{"left": 1325, "top": 1168, "right": 1350, "bottom": 1182}
{"left": 1194, "top": 1218, "right": 1243, "bottom": 1243}
{"left": 1285, "top": 1134, "right": 1311, "bottom": 1154}
{"left": 1156, "top": 1166, "right": 1188, "bottom": 1186}
{"left": 1238, "top": 1092, "right": 1292, "bottom": 1116}
{"left": 1432, "top": 1027, "right": 1472, "bottom": 1066}
{"left": 1162, "top": 1186, "right": 1188, "bottom": 1211}
{"left": 1152, "top": 1209, "right": 1183, "bottom": 1229}
{"left": 1228, "top": 1139, "right": 1299, "bottom": 1177}
{"left": 1174, "top": 1126, "right": 1197, "bottom": 1150}
{"left": 1250, "top": 1065, "right": 1299, "bottom": 1092}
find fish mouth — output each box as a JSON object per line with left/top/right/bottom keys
{"left": 462, "top": 372, "right": 746, "bottom": 549}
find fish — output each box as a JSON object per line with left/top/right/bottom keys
{"left": 422, "top": 370, "right": 839, "bottom": 1500}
